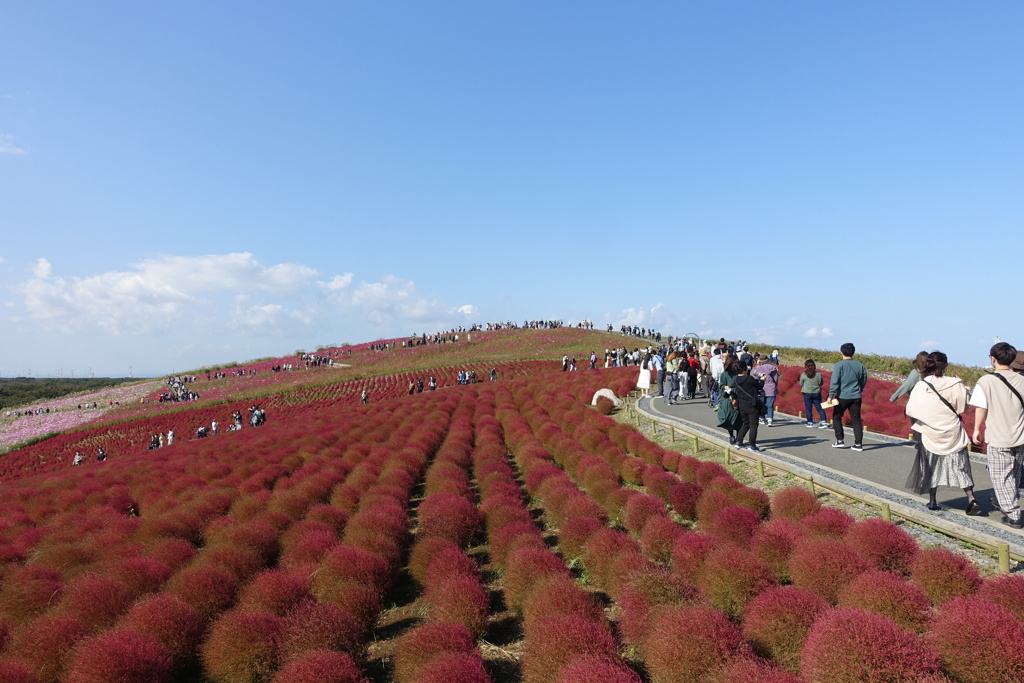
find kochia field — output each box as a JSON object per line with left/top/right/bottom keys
{"left": 0, "top": 329, "right": 1020, "bottom": 683}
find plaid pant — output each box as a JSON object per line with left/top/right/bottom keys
{"left": 987, "top": 445, "right": 1024, "bottom": 522}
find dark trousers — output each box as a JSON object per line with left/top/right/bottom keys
{"left": 833, "top": 398, "right": 863, "bottom": 444}
{"left": 736, "top": 405, "right": 760, "bottom": 448}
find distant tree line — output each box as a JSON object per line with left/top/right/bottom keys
{"left": 0, "top": 378, "right": 136, "bottom": 410}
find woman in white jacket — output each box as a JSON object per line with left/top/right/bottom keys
{"left": 905, "top": 351, "right": 981, "bottom": 515}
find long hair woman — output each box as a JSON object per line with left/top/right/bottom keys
{"left": 716, "top": 353, "right": 743, "bottom": 444}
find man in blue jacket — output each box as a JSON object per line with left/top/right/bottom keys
{"left": 829, "top": 342, "right": 868, "bottom": 451}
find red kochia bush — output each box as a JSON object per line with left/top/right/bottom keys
{"left": 417, "top": 493, "right": 482, "bottom": 547}
{"left": 909, "top": 547, "right": 982, "bottom": 605}
{"left": 424, "top": 573, "right": 490, "bottom": 637}
{"left": 272, "top": 650, "right": 367, "bottom": 683}
{"left": 392, "top": 621, "right": 479, "bottom": 683}
{"left": 788, "top": 537, "right": 868, "bottom": 604}
{"left": 408, "top": 538, "right": 460, "bottom": 585}
{"left": 697, "top": 546, "right": 776, "bottom": 619}
{"left": 843, "top": 518, "right": 918, "bottom": 575}
{"left": 120, "top": 594, "right": 205, "bottom": 662}
{"left": 521, "top": 575, "right": 606, "bottom": 636}
{"left": 641, "top": 605, "right": 745, "bottom": 683}
{"left": 503, "top": 547, "right": 571, "bottom": 613}
{"left": 750, "top": 518, "right": 804, "bottom": 582}
{"left": 6, "top": 614, "right": 88, "bottom": 683}
{"left": 145, "top": 537, "right": 198, "bottom": 571}
{"left": 800, "top": 607, "right": 939, "bottom": 683}
{"left": 640, "top": 514, "right": 685, "bottom": 563}
{"left": 668, "top": 482, "right": 703, "bottom": 520}
{"left": 728, "top": 486, "right": 772, "bottom": 518}
{"left": 55, "top": 573, "right": 134, "bottom": 633}
{"left": 622, "top": 493, "right": 667, "bottom": 535}
{"left": 165, "top": 564, "right": 240, "bottom": 620}
{"left": 707, "top": 659, "right": 805, "bottom": 683}
{"left": 837, "top": 571, "right": 932, "bottom": 633}
{"left": 237, "top": 569, "right": 311, "bottom": 617}
{"left": 925, "top": 596, "right": 1024, "bottom": 683}
{"left": 488, "top": 521, "right": 544, "bottom": 570}
{"left": 800, "top": 507, "right": 854, "bottom": 539}
{"left": 617, "top": 569, "right": 695, "bottom": 648}
{"left": 522, "top": 613, "right": 619, "bottom": 683}
{"left": 0, "top": 564, "right": 63, "bottom": 624}
{"left": 64, "top": 629, "right": 173, "bottom": 683}
{"left": 708, "top": 505, "right": 762, "bottom": 546}
{"left": 581, "top": 527, "right": 641, "bottom": 590}
{"left": 417, "top": 652, "right": 492, "bottom": 683}
{"left": 0, "top": 659, "right": 37, "bottom": 683}
{"left": 280, "top": 600, "right": 364, "bottom": 662}
{"left": 423, "top": 546, "right": 479, "bottom": 587}
{"left": 109, "top": 556, "right": 172, "bottom": 598}
{"left": 771, "top": 487, "right": 821, "bottom": 521}
{"left": 671, "top": 531, "right": 720, "bottom": 584}
{"left": 554, "top": 658, "right": 642, "bottom": 683}
{"left": 557, "top": 515, "right": 603, "bottom": 560}
{"left": 742, "top": 585, "right": 828, "bottom": 670}
{"left": 201, "top": 609, "right": 283, "bottom": 683}
{"left": 977, "top": 574, "right": 1024, "bottom": 620}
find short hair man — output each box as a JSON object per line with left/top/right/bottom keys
{"left": 829, "top": 342, "right": 868, "bottom": 450}
{"left": 970, "top": 342, "right": 1024, "bottom": 528}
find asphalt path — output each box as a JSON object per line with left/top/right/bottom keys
{"left": 637, "top": 389, "right": 1024, "bottom": 551}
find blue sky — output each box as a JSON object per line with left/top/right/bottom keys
{"left": 1, "top": 2, "right": 1021, "bottom": 376}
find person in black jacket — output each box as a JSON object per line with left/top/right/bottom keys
{"left": 732, "top": 361, "right": 765, "bottom": 453}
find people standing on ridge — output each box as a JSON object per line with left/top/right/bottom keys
{"left": 829, "top": 342, "right": 868, "bottom": 451}
{"left": 904, "top": 351, "right": 980, "bottom": 515}
{"left": 970, "top": 341, "right": 1024, "bottom": 529}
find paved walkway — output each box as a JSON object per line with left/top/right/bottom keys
{"left": 635, "top": 390, "right": 1024, "bottom": 560}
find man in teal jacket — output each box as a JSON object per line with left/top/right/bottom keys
{"left": 829, "top": 342, "right": 868, "bottom": 451}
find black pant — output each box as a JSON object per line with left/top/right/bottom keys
{"left": 736, "top": 405, "right": 760, "bottom": 448}
{"left": 833, "top": 398, "right": 863, "bottom": 444}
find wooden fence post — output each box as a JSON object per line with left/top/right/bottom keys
{"left": 999, "top": 543, "right": 1011, "bottom": 573}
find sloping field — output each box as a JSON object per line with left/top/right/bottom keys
{"left": 0, "top": 329, "right": 1021, "bottom": 682}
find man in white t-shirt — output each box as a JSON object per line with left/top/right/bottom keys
{"left": 970, "top": 342, "right": 1024, "bottom": 529}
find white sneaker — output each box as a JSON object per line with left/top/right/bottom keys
{"left": 818, "top": 422, "right": 830, "bottom": 429}
{"left": 805, "top": 422, "right": 815, "bottom": 428}
{"left": 766, "top": 419, "right": 773, "bottom": 427}
{"left": 831, "top": 441, "right": 847, "bottom": 448}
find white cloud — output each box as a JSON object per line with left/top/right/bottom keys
{"left": 11, "top": 253, "right": 473, "bottom": 338}
{"left": 805, "top": 327, "right": 834, "bottom": 338}
{"left": 0, "top": 134, "right": 26, "bottom": 155}
{"left": 919, "top": 340, "right": 938, "bottom": 349}
{"left": 32, "top": 258, "right": 51, "bottom": 278}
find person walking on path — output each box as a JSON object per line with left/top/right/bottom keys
{"left": 904, "top": 351, "right": 980, "bottom": 514}
{"left": 890, "top": 352, "right": 927, "bottom": 402}
{"left": 799, "top": 360, "right": 830, "bottom": 428}
{"left": 829, "top": 342, "right": 868, "bottom": 450}
{"left": 709, "top": 348, "right": 725, "bottom": 408}
{"left": 716, "top": 354, "right": 743, "bottom": 444}
{"left": 753, "top": 357, "right": 780, "bottom": 426}
{"left": 652, "top": 351, "right": 665, "bottom": 397}
{"left": 732, "top": 361, "right": 765, "bottom": 452}
{"left": 664, "top": 353, "right": 680, "bottom": 405}
{"left": 970, "top": 342, "right": 1024, "bottom": 529}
